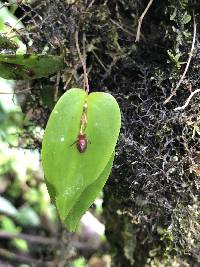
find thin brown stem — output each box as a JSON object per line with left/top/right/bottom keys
{"left": 75, "top": 30, "right": 89, "bottom": 94}
{"left": 135, "top": 0, "right": 154, "bottom": 42}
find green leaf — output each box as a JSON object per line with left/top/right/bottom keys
{"left": 42, "top": 88, "right": 121, "bottom": 230}
{"left": 12, "top": 238, "right": 28, "bottom": 252}
{"left": 0, "top": 54, "right": 64, "bottom": 80}
{"left": 65, "top": 153, "right": 114, "bottom": 231}
{"left": 1, "top": 216, "right": 19, "bottom": 232}
{"left": 0, "top": 215, "right": 28, "bottom": 252}
{"left": 182, "top": 13, "right": 191, "bottom": 24}
{"left": 72, "top": 257, "right": 88, "bottom": 267}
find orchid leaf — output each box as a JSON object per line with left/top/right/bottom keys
{"left": 41, "top": 88, "right": 121, "bottom": 231}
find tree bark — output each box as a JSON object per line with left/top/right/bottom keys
{"left": 18, "top": 0, "right": 200, "bottom": 266}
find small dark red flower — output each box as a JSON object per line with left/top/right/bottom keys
{"left": 76, "top": 134, "right": 88, "bottom": 153}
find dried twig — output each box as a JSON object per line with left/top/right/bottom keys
{"left": 0, "top": 2, "right": 14, "bottom": 10}
{"left": 164, "top": 15, "right": 197, "bottom": 104}
{"left": 0, "top": 230, "right": 57, "bottom": 245}
{"left": 87, "top": 0, "right": 95, "bottom": 10}
{"left": 135, "top": 0, "right": 154, "bottom": 42}
{"left": 174, "top": 89, "right": 200, "bottom": 111}
{"left": 5, "top": 3, "right": 43, "bottom": 36}
{"left": 91, "top": 49, "right": 107, "bottom": 71}
{"left": 0, "top": 248, "right": 53, "bottom": 267}
{"left": 111, "top": 19, "right": 135, "bottom": 37}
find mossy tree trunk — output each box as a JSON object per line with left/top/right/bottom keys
{"left": 98, "top": 1, "right": 200, "bottom": 266}
{"left": 18, "top": 0, "right": 200, "bottom": 266}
